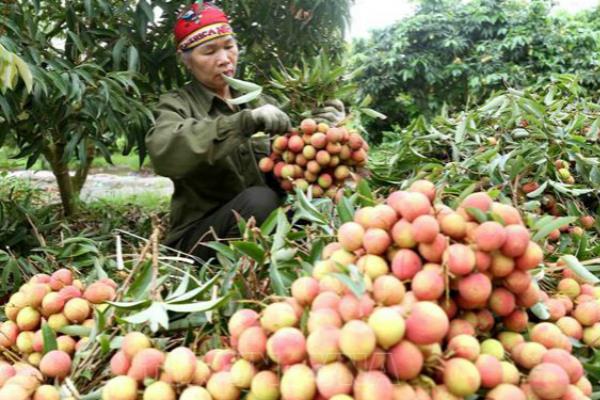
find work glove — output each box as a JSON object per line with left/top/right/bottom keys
{"left": 311, "top": 99, "right": 346, "bottom": 125}
{"left": 251, "top": 104, "right": 291, "bottom": 134}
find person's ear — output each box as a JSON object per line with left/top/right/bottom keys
{"left": 178, "top": 50, "right": 191, "bottom": 70}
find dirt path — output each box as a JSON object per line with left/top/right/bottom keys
{"left": 7, "top": 170, "right": 174, "bottom": 202}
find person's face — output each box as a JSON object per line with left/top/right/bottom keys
{"left": 182, "top": 35, "right": 239, "bottom": 93}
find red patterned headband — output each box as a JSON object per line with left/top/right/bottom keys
{"left": 174, "top": 2, "right": 234, "bottom": 51}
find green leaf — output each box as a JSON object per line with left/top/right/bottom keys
{"left": 356, "top": 179, "right": 376, "bottom": 207}
{"left": 455, "top": 113, "right": 468, "bottom": 144}
{"left": 532, "top": 217, "right": 577, "bottom": 242}
{"left": 272, "top": 209, "right": 290, "bottom": 252}
{"left": 47, "top": 71, "right": 68, "bottom": 96}
{"left": 332, "top": 271, "right": 365, "bottom": 298}
{"left": 336, "top": 196, "right": 354, "bottom": 224}
{"left": 227, "top": 90, "right": 263, "bottom": 105}
{"left": 166, "top": 274, "right": 220, "bottom": 304}
{"left": 222, "top": 74, "right": 262, "bottom": 92}
{"left": 465, "top": 207, "right": 488, "bottom": 223}
{"left": 0, "top": 56, "right": 17, "bottom": 91}
{"left": 167, "top": 312, "right": 208, "bottom": 331}
{"left": 163, "top": 296, "right": 227, "bottom": 313}
{"left": 269, "top": 258, "right": 287, "bottom": 296}
{"left": 138, "top": 0, "right": 154, "bottom": 21}
{"left": 360, "top": 107, "right": 387, "bottom": 120}
{"left": 548, "top": 181, "right": 594, "bottom": 196}
{"left": 530, "top": 302, "right": 550, "bottom": 320}
{"left": 307, "top": 240, "right": 325, "bottom": 265}
{"left": 127, "top": 46, "right": 139, "bottom": 72}
{"left": 236, "top": 214, "right": 247, "bottom": 238}
{"left": 169, "top": 268, "right": 191, "bottom": 300}
{"left": 526, "top": 181, "right": 548, "bottom": 198}
{"left": 272, "top": 248, "right": 297, "bottom": 262}
{"left": 479, "top": 94, "right": 506, "bottom": 112}
{"left": 293, "top": 188, "right": 328, "bottom": 225}
{"left": 222, "top": 74, "right": 263, "bottom": 105}
{"left": 533, "top": 215, "right": 555, "bottom": 230}
{"left": 42, "top": 323, "right": 58, "bottom": 354}
{"left": 106, "top": 299, "right": 151, "bottom": 310}
{"left": 13, "top": 57, "right": 32, "bottom": 93}
{"left": 489, "top": 211, "right": 506, "bottom": 226}
{"left": 452, "top": 183, "right": 478, "bottom": 209}
{"left": 66, "top": 31, "right": 85, "bottom": 54}
{"left": 127, "top": 261, "right": 153, "bottom": 299}
{"left": 58, "top": 325, "right": 92, "bottom": 337}
{"left": 79, "top": 389, "right": 102, "bottom": 400}
{"left": 568, "top": 337, "right": 583, "bottom": 349}
{"left": 560, "top": 255, "right": 600, "bottom": 284}
{"left": 260, "top": 209, "right": 279, "bottom": 236}
{"left": 98, "top": 334, "right": 111, "bottom": 354}
{"left": 83, "top": 0, "right": 94, "bottom": 16}
{"left": 112, "top": 36, "right": 128, "bottom": 69}
{"left": 232, "top": 241, "right": 266, "bottom": 264}
{"left": 203, "top": 242, "right": 235, "bottom": 261}
{"left": 122, "top": 302, "right": 169, "bottom": 332}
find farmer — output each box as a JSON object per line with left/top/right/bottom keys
{"left": 145, "top": 2, "right": 344, "bottom": 260}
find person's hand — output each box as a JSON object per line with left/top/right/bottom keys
{"left": 311, "top": 99, "right": 346, "bottom": 125}
{"left": 251, "top": 105, "right": 291, "bottom": 134}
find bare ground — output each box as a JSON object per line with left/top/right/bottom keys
{"left": 6, "top": 170, "right": 173, "bottom": 202}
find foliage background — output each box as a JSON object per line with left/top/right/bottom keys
{"left": 351, "top": 0, "right": 600, "bottom": 142}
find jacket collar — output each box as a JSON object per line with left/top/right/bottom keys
{"left": 190, "top": 79, "right": 241, "bottom": 112}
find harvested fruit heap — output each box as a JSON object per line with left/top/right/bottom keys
{"left": 258, "top": 118, "right": 368, "bottom": 198}
{"left": 1, "top": 181, "right": 599, "bottom": 400}
{"left": 539, "top": 272, "right": 600, "bottom": 349}
{"left": 103, "top": 332, "right": 222, "bottom": 400}
{"left": 98, "top": 180, "right": 597, "bottom": 399}
{"left": 0, "top": 270, "right": 117, "bottom": 399}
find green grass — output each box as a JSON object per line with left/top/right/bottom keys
{"left": 73, "top": 192, "right": 170, "bottom": 244}
{"left": 85, "top": 191, "right": 170, "bottom": 211}
{"left": 89, "top": 153, "right": 152, "bottom": 172}
{"left": 0, "top": 147, "right": 152, "bottom": 173}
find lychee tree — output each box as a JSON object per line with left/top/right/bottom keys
{"left": 214, "top": 0, "right": 355, "bottom": 83}
{"left": 0, "top": 1, "right": 156, "bottom": 217}
{"left": 352, "top": 0, "right": 600, "bottom": 136}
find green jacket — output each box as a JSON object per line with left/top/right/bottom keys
{"left": 146, "top": 79, "right": 273, "bottom": 246}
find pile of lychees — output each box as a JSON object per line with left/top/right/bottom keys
{"left": 259, "top": 119, "right": 368, "bottom": 198}
{"left": 95, "top": 179, "right": 596, "bottom": 399}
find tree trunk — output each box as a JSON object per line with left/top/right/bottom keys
{"left": 43, "top": 142, "right": 77, "bottom": 217}
{"left": 72, "top": 141, "right": 95, "bottom": 194}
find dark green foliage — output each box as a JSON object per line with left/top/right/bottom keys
{"left": 0, "top": 1, "right": 156, "bottom": 215}
{"left": 0, "top": 177, "right": 59, "bottom": 255}
{"left": 268, "top": 52, "right": 358, "bottom": 120}
{"left": 215, "top": 0, "right": 353, "bottom": 82}
{"left": 0, "top": 175, "right": 168, "bottom": 299}
{"left": 352, "top": 0, "right": 600, "bottom": 141}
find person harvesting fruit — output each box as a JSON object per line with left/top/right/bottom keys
{"left": 144, "top": 2, "right": 289, "bottom": 259}
{"left": 145, "top": 2, "right": 344, "bottom": 260}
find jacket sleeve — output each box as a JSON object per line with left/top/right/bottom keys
{"left": 145, "top": 93, "right": 257, "bottom": 178}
